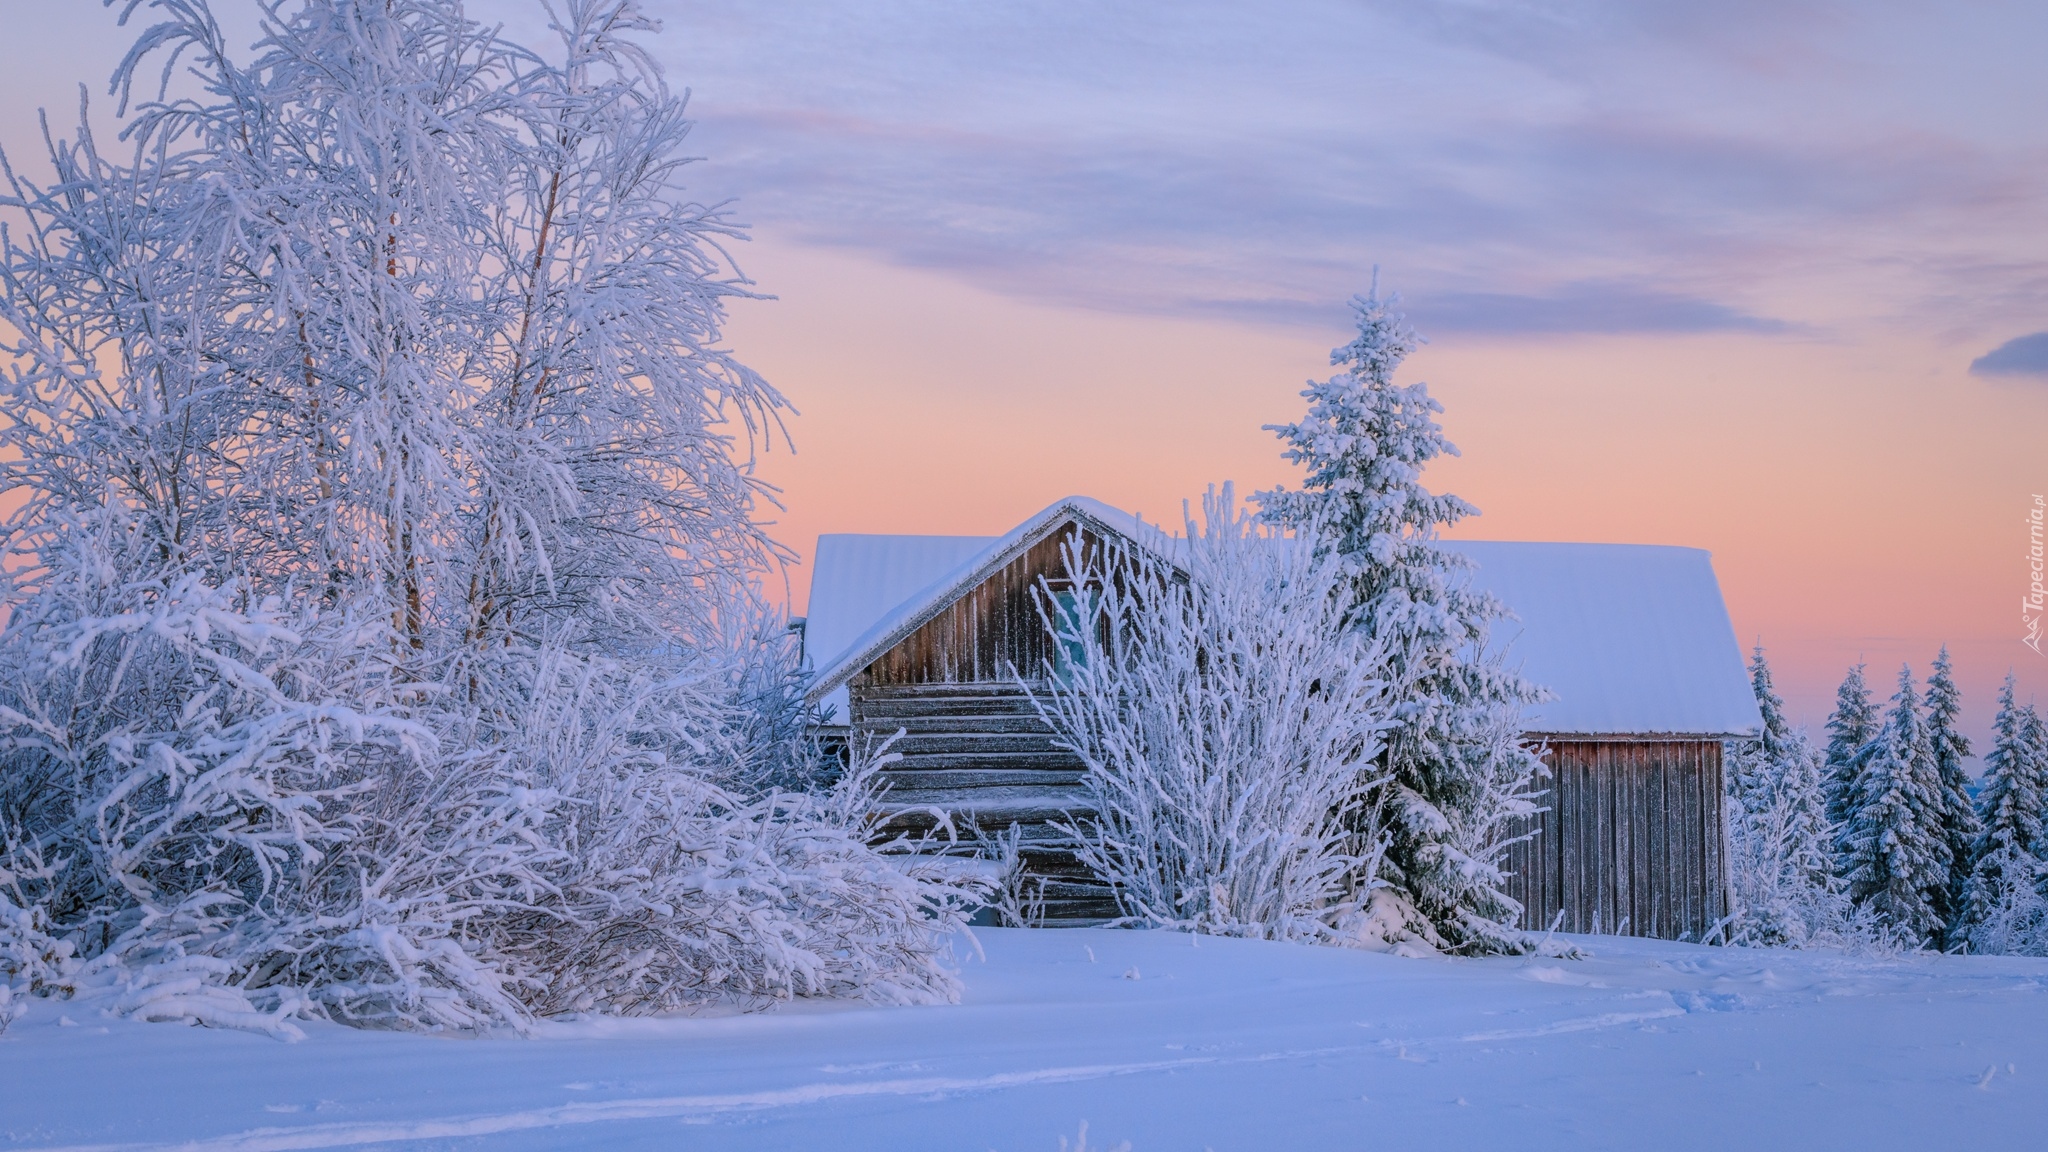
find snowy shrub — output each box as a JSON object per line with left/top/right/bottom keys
{"left": 1029, "top": 487, "right": 1411, "bottom": 945}
{"left": 0, "top": 549, "right": 982, "bottom": 1031}
{"left": 1957, "top": 852, "right": 2048, "bottom": 957}
{"left": 0, "top": 0, "right": 979, "bottom": 1033}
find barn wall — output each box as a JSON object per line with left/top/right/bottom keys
{"left": 849, "top": 681, "right": 1115, "bottom": 922}
{"left": 856, "top": 528, "right": 1103, "bottom": 687}
{"left": 1503, "top": 739, "right": 1728, "bottom": 941}
{"left": 850, "top": 521, "right": 1120, "bottom": 923}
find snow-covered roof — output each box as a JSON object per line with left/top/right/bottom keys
{"left": 802, "top": 496, "right": 1178, "bottom": 714}
{"left": 802, "top": 500, "right": 1760, "bottom": 738}
{"left": 1445, "top": 542, "right": 1761, "bottom": 738}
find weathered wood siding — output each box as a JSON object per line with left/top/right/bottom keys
{"left": 849, "top": 526, "right": 1119, "bottom": 922}
{"left": 851, "top": 682, "right": 1116, "bottom": 922}
{"left": 1503, "top": 739, "right": 1728, "bottom": 941}
{"left": 858, "top": 529, "right": 1100, "bottom": 687}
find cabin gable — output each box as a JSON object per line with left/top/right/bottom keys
{"left": 854, "top": 524, "right": 1106, "bottom": 690}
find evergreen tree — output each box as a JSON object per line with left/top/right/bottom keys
{"left": 1729, "top": 644, "right": 1796, "bottom": 813}
{"left": 1923, "top": 647, "right": 1981, "bottom": 942}
{"left": 1724, "top": 646, "right": 1845, "bottom": 945}
{"left": 1841, "top": 665, "right": 1951, "bottom": 945}
{"left": 1823, "top": 664, "right": 1879, "bottom": 832}
{"left": 1256, "top": 287, "right": 1544, "bottom": 953}
{"left": 1959, "top": 676, "right": 2048, "bottom": 950}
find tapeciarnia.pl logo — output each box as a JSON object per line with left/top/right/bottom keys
{"left": 2027, "top": 494, "right": 2045, "bottom": 655}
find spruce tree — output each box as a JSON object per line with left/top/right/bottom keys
{"left": 1923, "top": 647, "right": 1981, "bottom": 942}
{"left": 1729, "top": 644, "right": 1795, "bottom": 814}
{"left": 1841, "top": 665, "right": 1951, "bottom": 945}
{"left": 1959, "top": 676, "right": 2048, "bottom": 950}
{"left": 1823, "top": 664, "right": 1879, "bottom": 833}
{"left": 1256, "top": 288, "right": 1544, "bottom": 953}
{"left": 1724, "top": 646, "right": 1843, "bottom": 944}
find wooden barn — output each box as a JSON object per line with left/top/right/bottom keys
{"left": 801, "top": 496, "right": 1761, "bottom": 940}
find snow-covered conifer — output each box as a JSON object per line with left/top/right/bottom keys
{"left": 1823, "top": 665, "right": 1879, "bottom": 834}
{"left": 1958, "top": 676, "right": 2048, "bottom": 953}
{"left": 1840, "top": 666, "right": 1951, "bottom": 945}
{"left": 1923, "top": 647, "right": 1980, "bottom": 942}
{"left": 1728, "top": 645, "right": 1797, "bottom": 814}
{"left": 1255, "top": 287, "right": 1546, "bottom": 954}
{"left": 1722, "top": 646, "right": 1865, "bottom": 948}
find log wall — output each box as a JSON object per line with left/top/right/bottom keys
{"left": 1503, "top": 739, "right": 1728, "bottom": 941}
{"left": 850, "top": 681, "right": 1116, "bottom": 923}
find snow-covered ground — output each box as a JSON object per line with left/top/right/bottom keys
{"left": 5, "top": 928, "right": 2047, "bottom": 1151}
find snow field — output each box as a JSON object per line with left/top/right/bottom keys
{"left": 5, "top": 927, "right": 2047, "bottom": 1151}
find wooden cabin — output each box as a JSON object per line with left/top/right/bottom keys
{"left": 802, "top": 496, "right": 1761, "bottom": 939}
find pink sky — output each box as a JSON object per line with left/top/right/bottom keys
{"left": 730, "top": 239, "right": 2045, "bottom": 758}
{"left": 3, "top": 1, "right": 2045, "bottom": 758}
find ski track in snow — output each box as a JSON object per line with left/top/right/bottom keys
{"left": 28, "top": 1007, "right": 1709, "bottom": 1151}
{"left": 10, "top": 930, "right": 2048, "bottom": 1150}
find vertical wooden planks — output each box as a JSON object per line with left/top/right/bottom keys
{"left": 1513, "top": 739, "right": 1730, "bottom": 942}
{"left": 1702, "top": 741, "right": 1724, "bottom": 932}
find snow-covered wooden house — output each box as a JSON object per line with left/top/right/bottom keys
{"left": 801, "top": 496, "right": 1761, "bottom": 940}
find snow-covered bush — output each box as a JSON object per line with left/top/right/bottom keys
{"left": 1031, "top": 487, "right": 1443, "bottom": 947}
{"left": 1256, "top": 287, "right": 1548, "bottom": 953}
{"left": 0, "top": 0, "right": 977, "bottom": 1033}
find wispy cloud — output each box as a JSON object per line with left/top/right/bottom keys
{"left": 628, "top": 0, "right": 2048, "bottom": 341}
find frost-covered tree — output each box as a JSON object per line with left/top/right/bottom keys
{"left": 1728, "top": 645, "right": 1797, "bottom": 813}
{"left": 1255, "top": 287, "right": 1546, "bottom": 954}
{"left": 1722, "top": 647, "right": 1872, "bottom": 948}
{"left": 1958, "top": 676, "right": 2048, "bottom": 953}
{"left": 0, "top": 0, "right": 974, "bottom": 1033}
{"left": 1840, "top": 666, "right": 1951, "bottom": 945}
{"left": 1030, "top": 488, "right": 1540, "bottom": 952}
{"left": 1823, "top": 664, "right": 1879, "bottom": 833}
{"left": 1923, "top": 647, "right": 1980, "bottom": 943}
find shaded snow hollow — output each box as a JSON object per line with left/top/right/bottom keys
{"left": 4, "top": 929, "right": 2045, "bottom": 1150}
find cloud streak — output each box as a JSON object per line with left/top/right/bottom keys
{"left": 624, "top": 0, "right": 2048, "bottom": 341}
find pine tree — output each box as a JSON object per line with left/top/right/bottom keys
{"left": 1256, "top": 287, "right": 1545, "bottom": 953}
{"left": 1823, "top": 664, "right": 1879, "bottom": 833}
{"left": 1923, "top": 647, "right": 1981, "bottom": 943}
{"left": 1729, "top": 644, "right": 1796, "bottom": 813}
{"left": 1723, "top": 646, "right": 1846, "bottom": 945}
{"left": 1841, "top": 665, "right": 1951, "bottom": 945}
{"left": 1958, "top": 676, "right": 2048, "bottom": 951}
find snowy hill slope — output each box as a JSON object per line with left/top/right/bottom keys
{"left": 4, "top": 929, "right": 2047, "bottom": 1150}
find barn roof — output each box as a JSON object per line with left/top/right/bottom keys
{"left": 802, "top": 496, "right": 1177, "bottom": 715}
{"left": 1448, "top": 541, "right": 1760, "bottom": 737}
{"left": 801, "top": 496, "right": 1760, "bottom": 737}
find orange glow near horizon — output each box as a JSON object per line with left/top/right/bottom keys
{"left": 729, "top": 237, "right": 2046, "bottom": 753}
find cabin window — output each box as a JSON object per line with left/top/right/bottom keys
{"left": 1051, "top": 588, "right": 1093, "bottom": 679}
